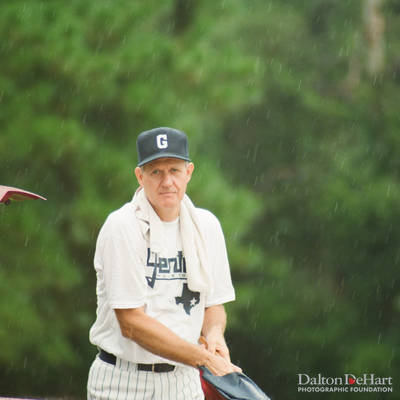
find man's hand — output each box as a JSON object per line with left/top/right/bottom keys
{"left": 200, "top": 344, "right": 242, "bottom": 376}
{"left": 199, "top": 304, "right": 242, "bottom": 375}
{"left": 199, "top": 333, "right": 231, "bottom": 362}
{"left": 199, "top": 334, "right": 241, "bottom": 376}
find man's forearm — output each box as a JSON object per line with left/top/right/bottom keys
{"left": 114, "top": 307, "right": 239, "bottom": 376}
{"left": 115, "top": 305, "right": 240, "bottom": 376}
{"left": 201, "top": 304, "right": 227, "bottom": 337}
{"left": 115, "top": 307, "right": 207, "bottom": 367}
{"left": 200, "top": 305, "right": 231, "bottom": 361}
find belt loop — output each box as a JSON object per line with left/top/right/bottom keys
{"left": 152, "top": 364, "right": 155, "bottom": 373}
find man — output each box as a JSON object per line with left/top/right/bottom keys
{"left": 87, "top": 127, "right": 240, "bottom": 400}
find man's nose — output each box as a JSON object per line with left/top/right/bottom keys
{"left": 161, "top": 172, "right": 173, "bottom": 186}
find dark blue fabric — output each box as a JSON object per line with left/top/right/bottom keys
{"left": 199, "top": 366, "right": 271, "bottom": 400}
{"left": 136, "top": 127, "right": 191, "bottom": 166}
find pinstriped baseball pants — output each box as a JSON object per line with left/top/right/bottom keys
{"left": 87, "top": 355, "right": 204, "bottom": 400}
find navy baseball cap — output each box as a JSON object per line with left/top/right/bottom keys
{"left": 136, "top": 127, "right": 191, "bottom": 167}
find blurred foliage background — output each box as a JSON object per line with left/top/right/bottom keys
{"left": 1, "top": 0, "right": 400, "bottom": 399}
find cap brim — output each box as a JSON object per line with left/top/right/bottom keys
{"left": 138, "top": 153, "right": 191, "bottom": 167}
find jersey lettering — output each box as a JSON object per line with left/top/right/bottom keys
{"left": 146, "top": 248, "right": 186, "bottom": 288}
{"left": 145, "top": 249, "right": 199, "bottom": 315}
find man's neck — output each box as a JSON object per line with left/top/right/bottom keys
{"left": 153, "top": 205, "right": 180, "bottom": 222}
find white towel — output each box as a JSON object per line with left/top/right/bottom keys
{"left": 132, "top": 188, "right": 211, "bottom": 293}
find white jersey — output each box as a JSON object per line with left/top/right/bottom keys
{"left": 89, "top": 199, "right": 235, "bottom": 365}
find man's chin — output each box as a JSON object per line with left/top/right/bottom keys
{"left": 154, "top": 196, "right": 178, "bottom": 208}
{"left": 158, "top": 193, "right": 180, "bottom": 203}
{"left": 161, "top": 201, "right": 180, "bottom": 209}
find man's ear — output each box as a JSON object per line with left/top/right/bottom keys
{"left": 186, "top": 162, "right": 194, "bottom": 182}
{"left": 134, "top": 167, "right": 143, "bottom": 186}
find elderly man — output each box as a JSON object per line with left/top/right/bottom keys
{"left": 87, "top": 127, "right": 239, "bottom": 399}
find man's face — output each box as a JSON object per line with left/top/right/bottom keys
{"left": 135, "top": 158, "right": 194, "bottom": 220}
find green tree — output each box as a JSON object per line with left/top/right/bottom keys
{"left": 0, "top": 0, "right": 262, "bottom": 397}
{"left": 221, "top": 0, "right": 400, "bottom": 398}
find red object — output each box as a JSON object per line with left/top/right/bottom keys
{"left": 200, "top": 368, "right": 227, "bottom": 400}
{"left": 0, "top": 185, "right": 47, "bottom": 204}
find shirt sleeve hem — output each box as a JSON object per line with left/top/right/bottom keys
{"left": 205, "top": 294, "right": 235, "bottom": 308}
{"left": 109, "top": 301, "right": 145, "bottom": 309}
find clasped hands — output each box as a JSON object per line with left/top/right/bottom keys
{"left": 198, "top": 331, "right": 242, "bottom": 376}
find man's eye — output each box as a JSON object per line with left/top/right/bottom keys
{"left": 151, "top": 170, "right": 160, "bottom": 175}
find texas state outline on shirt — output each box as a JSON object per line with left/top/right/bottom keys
{"left": 145, "top": 248, "right": 200, "bottom": 315}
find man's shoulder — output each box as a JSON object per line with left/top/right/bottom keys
{"left": 106, "top": 201, "right": 133, "bottom": 221}
{"left": 195, "top": 207, "right": 221, "bottom": 228}
{"left": 101, "top": 201, "right": 140, "bottom": 234}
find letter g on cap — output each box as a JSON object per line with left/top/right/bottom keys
{"left": 156, "top": 134, "right": 168, "bottom": 149}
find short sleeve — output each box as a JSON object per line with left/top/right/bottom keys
{"left": 201, "top": 211, "right": 235, "bottom": 307}
{"left": 95, "top": 214, "right": 147, "bottom": 309}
